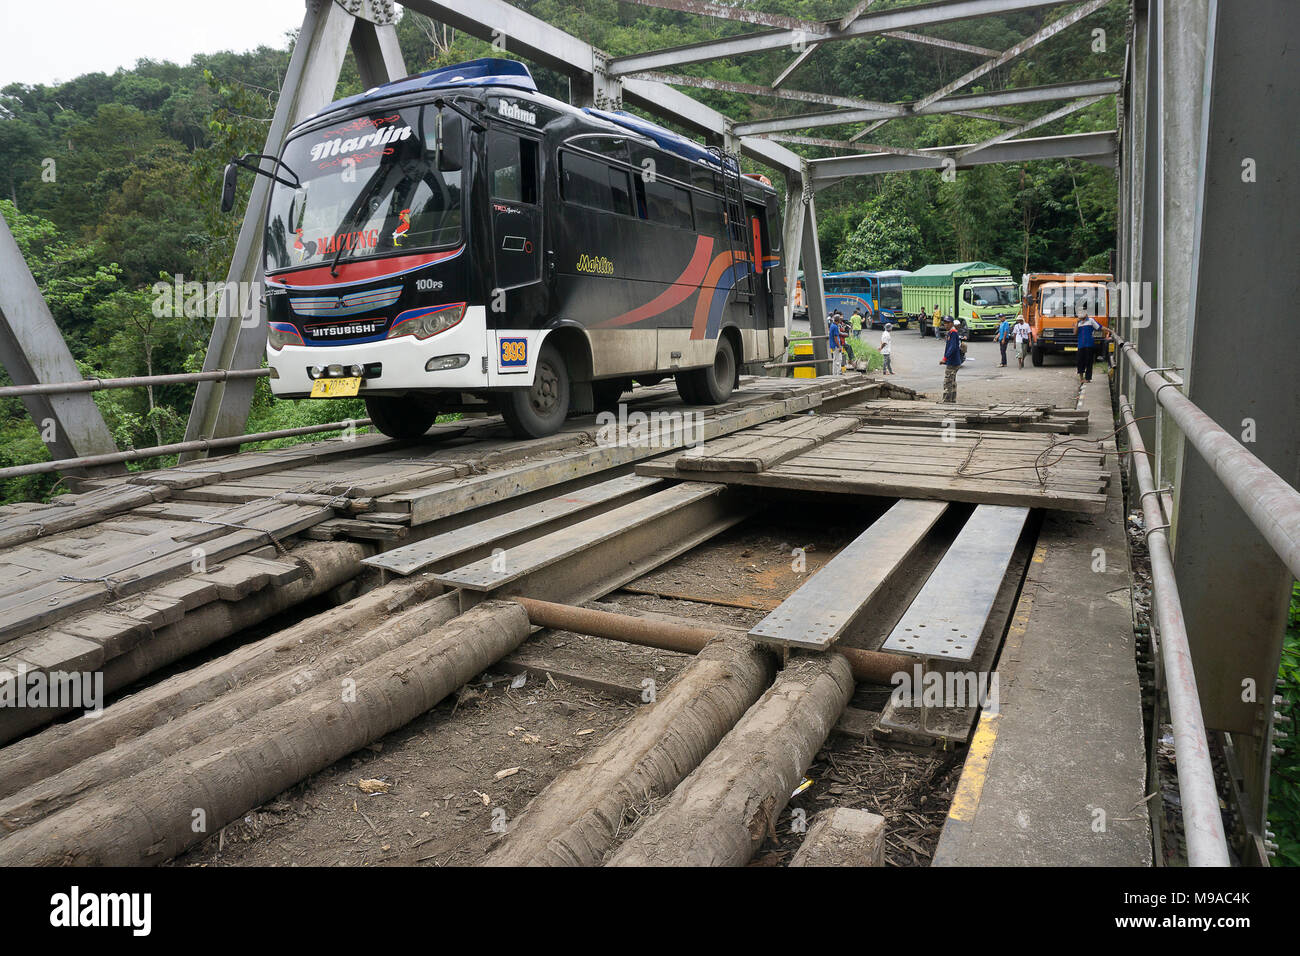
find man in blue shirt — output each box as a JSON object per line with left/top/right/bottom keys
{"left": 996, "top": 316, "right": 1012, "bottom": 367}
{"left": 1075, "top": 315, "right": 1106, "bottom": 383}
{"left": 942, "top": 318, "right": 965, "bottom": 402}
{"left": 828, "top": 314, "right": 844, "bottom": 375}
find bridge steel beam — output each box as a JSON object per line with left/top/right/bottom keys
{"left": 0, "top": 216, "right": 123, "bottom": 478}
{"left": 1167, "top": 0, "right": 1300, "bottom": 859}
{"left": 182, "top": 0, "right": 407, "bottom": 460}
{"left": 733, "top": 79, "right": 1122, "bottom": 137}
{"left": 606, "top": 0, "right": 1076, "bottom": 75}
{"left": 807, "top": 131, "right": 1117, "bottom": 188}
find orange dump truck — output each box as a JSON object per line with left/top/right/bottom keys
{"left": 1021, "top": 272, "right": 1113, "bottom": 367}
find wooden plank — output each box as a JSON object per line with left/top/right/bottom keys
{"left": 747, "top": 499, "right": 950, "bottom": 651}
{"left": 364, "top": 474, "right": 662, "bottom": 576}
{"left": 881, "top": 505, "right": 1030, "bottom": 662}
{"left": 673, "top": 415, "right": 859, "bottom": 473}
{"left": 380, "top": 386, "right": 853, "bottom": 526}
{"left": 435, "top": 482, "right": 727, "bottom": 593}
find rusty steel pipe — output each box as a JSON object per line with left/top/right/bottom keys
{"left": 507, "top": 595, "right": 904, "bottom": 684}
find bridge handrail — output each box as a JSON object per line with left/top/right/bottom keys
{"left": 1118, "top": 392, "right": 1231, "bottom": 867}
{"left": 0, "top": 367, "right": 272, "bottom": 399}
{"left": 0, "top": 417, "right": 372, "bottom": 481}
{"left": 1113, "top": 333, "right": 1300, "bottom": 582}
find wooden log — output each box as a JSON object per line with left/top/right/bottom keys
{"left": 486, "top": 635, "right": 775, "bottom": 866}
{"left": 0, "top": 601, "right": 532, "bottom": 866}
{"left": 0, "top": 592, "right": 461, "bottom": 829}
{"left": 607, "top": 653, "right": 854, "bottom": 867}
{"left": 788, "top": 807, "right": 887, "bottom": 866}
{"left": 0, "top": 570, "right": 444, "bottom": 799}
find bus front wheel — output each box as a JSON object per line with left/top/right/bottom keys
{"left": 365, "top": 395, "right": 438, "bottom": 440}
{"left": 501, "top": 342, "right": 570, "bottom": 439}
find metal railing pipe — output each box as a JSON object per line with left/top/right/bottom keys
{"left": 0, "top": 368, "right": 271, "bottom": 399}
{"left": 0, "top": 418, "right": 373, "bottom": 481}
{"left": 1119, "top": 393, "right": 1230, "bottom": 866}
{"left": 1114, "top": 333, "right": 1300, "bottom": 581}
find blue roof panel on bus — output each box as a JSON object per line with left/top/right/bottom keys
{"left": 582, "top": 108, "right": 739, "bottom": 172}
{"left": 317, "top": 58, "right": 538, "bottom": 117}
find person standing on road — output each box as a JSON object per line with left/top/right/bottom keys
{"left": 828, "top": 313, "right": 844, "bottom": 375}
{"left": 1074, "top": 314, "right": 1106, "bottom": 383}
{"left": 850, "top": 307, "right": 864, "bottom": 342}
{"left": 880, "top": 323, "right": 893, "bottom": 375}
{"left": 996, "top": 315, "right": 1012, "bottom": 367}
{"left": 932, "top": 304, "right": 942, "bottom": 337}
{"left": 1012, "top": 315, "right": 1034, "bottom": 369}
{"left": 941, "top": 318, "right": 965, "bottom": 402}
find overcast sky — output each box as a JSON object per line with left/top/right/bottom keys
{"left": 0, "top": 0, "right": 331, "bottom": 88}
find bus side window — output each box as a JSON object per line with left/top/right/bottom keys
{"left": 488, "top": 132, "right": 538, "bottom": 205}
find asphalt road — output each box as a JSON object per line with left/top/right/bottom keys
{"left": 852, "top": 327, "right": 1091, "bottom": 409}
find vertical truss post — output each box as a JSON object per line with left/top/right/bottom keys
{"left": 798, "top": 171, "right": 829, "bottom": 370}
{"left": 180, "top": 0, "right": 407, "bottom": 461}
{"left": 0, "top": 215, "right": 123, "bottom": 477}
{"left": 1133, "top": 0, "right": 1161, "bottom": 455}
{"left": 1170, "top": 0, "right": 1300, "bottom": 860}
{"left": 1154, "top": 0, "right": 1209, "bottom": 494}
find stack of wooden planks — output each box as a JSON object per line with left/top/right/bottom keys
{"left": 639, "top": 421, "right": 1109, "bottom": 513}
{"left": 843, "top": 399, "right": 1089, "bottom": 434}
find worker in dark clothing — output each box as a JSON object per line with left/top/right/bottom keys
{"left": 1075, "top": 315, "right": 1106, "bottom": 383}
{"left": 941, "top": 318, "right": 965, "bottom": 402}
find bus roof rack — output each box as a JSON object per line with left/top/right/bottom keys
{"left": 315, "top": 58, "right": 538, "bottom": 118}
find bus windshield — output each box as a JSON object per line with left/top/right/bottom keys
{"left": 969, "top": 283, "right": 1020, "bottom": 307}
{"left": 878, "top": 278, "right": 902, "bottom": 311}
{"left": 265, "top": 105, "right": 464, "bottom": 273}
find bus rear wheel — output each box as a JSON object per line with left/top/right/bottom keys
{"left": 501, "top": 342, "right": 570, "bottom": 439}
{"left": 365, "top": 395, "right": 438, "bottom": 440}
{"left": 679, "top": 336, "right": 736, "bottom": 405}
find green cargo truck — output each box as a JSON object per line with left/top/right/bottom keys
{"left": 902, "top": 262, "right": 1021, "bottom": 337}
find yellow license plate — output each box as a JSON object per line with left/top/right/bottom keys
{"left": 310, "top": 376, "right": 361, "bottom": 398}
{"left": 1064, "top": 347, "right": 1077, "bottom": 352}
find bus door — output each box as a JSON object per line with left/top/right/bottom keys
{"left": 487, "top": 129, "right": 543, "bottom": 294}
{"left": 745, "top": 199, "right": 773, "bottom": 328}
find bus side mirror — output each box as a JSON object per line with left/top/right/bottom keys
{"left": 220, "top": 162, "right": 239, "bottom": 213}
{"left": 438, "top": 115, "right": 464, "bottom": 171}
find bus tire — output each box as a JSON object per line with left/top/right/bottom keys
{"left": 501, "top": 342, "right": 570, "bottom": 438}
{"left": 684, "top": 335, "right": 736, "bottom": 405}
{"left": 365, "top": 395, "right": 438, "bottom": 440}
{"left": 1031, "top": 345, "right": 1044, "bottom": 367}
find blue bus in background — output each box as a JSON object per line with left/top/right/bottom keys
{"left": 823, "top": 270, "right": 911, "bottom": 329}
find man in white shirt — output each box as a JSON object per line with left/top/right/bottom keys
{"left": 1012, "top": 317, "right": 1034, "bottom": 369}
{"left": 879, "top": 324, "right": 893, "bottom": 375}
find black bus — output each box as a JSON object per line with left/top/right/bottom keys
{"left": 227, "top": 58, "right": 785, "bottom": 439}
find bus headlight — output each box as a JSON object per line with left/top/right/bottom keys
{"left": 388, "top": 303, "right": 466, "bottom": 340}
{"left": 268, "top": 322, "right": 303, "bottom": 350}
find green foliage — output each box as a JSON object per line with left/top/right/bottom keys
{"left": 1270, "top": 582, "right": 1300, "bottom": 866}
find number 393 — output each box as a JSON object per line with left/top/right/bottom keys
{"left": 500, "top": 338, "right": 527, "bottom": 367}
